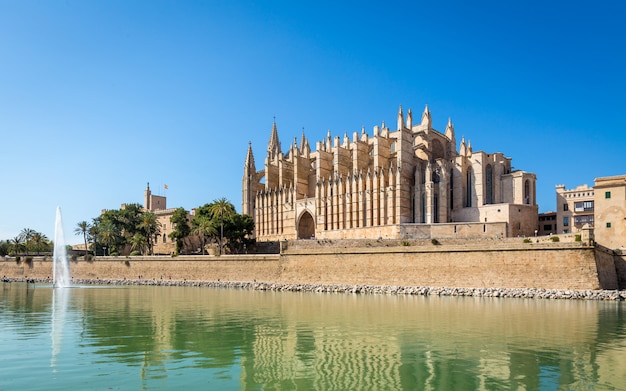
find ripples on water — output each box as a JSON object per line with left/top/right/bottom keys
{"left": 0, "top": 283, "right": 625, "bottom": 390}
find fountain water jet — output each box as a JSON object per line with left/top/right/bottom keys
{"left": 53, "top": 206, "right": 71, "bottom": 288}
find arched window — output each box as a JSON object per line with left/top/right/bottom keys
{"left": 466, "top": 168, "right": 473, "bottom": 207}
{"left": 485, "top": 164, "right": 493, "bottom": 204}
{"left": 524, "top": 180, "right": 530, "bottom": 204}
{"left": 432, "top": 169, "right": 440, "bottom": 184}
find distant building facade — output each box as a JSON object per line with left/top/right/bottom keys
{"left": 538, "top": 211, "right": 557, "bottom": 236}
{"left": 243, "top": 105, "right": 538, "bottom": 241}
{"left": 555, "top": 184, "right": 595, "bottom": 234}
{"left": 143, "top": 183, "right": 177, "bottom": 254}
{"left": 593, "top": 175, "right": 626, "bottom": 249}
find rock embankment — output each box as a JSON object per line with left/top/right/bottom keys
{"left": 6, "top": 277, "right": 626, "bottom": 301}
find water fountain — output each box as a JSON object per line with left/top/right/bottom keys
{"left": 53, "top": 206, "right": 71, "bottom": 288}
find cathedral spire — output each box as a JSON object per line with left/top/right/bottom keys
{"left": 421, "top": 104, "right": 432, "bottom": 129}
{"left": 446, "top": 117, "right": 457, "bottom": 156}
{"left": 300, "top": 129, "right": 310, "bottom": 156}
{"left": 267, "top": 119, "right": 281, "bottom": 157}
{"left": 242, "top": 142, "right": 258, "bottom": 217}
{"left": 245, "top": 141, "right": 256, "bottom": 171}
{"left": 445, "top": 117, "right": 455, "bottom": 139}
{"left": 407, "top": 108, "right": 413, "bottom": 129}
{"left": 292, "top": 136, "right": 298, "bottom": 157}
{"left": 397, "top": 105, "right": 404, "bottom": 130}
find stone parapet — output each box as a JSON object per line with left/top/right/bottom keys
{"left": 0, "top": 245, "right": 618, "bottom": 291}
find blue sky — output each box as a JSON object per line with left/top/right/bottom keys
{"left": 1, "top": 0, "right": 625, "bottom": 244}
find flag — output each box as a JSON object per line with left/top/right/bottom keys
{"left": 164, "top": 184, "right": 168, "bottom": 190}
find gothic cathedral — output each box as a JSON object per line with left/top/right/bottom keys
{"left": 243, "top": 105, "right": 538, "bottom": 241}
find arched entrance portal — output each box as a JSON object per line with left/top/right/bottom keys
{"left": 297, "top": 211, "right": 315, "bottom": 239}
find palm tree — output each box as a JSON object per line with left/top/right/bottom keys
{"left": 191, "top": 216, "right": 217, "bottom": 255}
{"left": 31, "top": 232, "right": 48, "bottom": 255}
{"left": 98, "top": 221, "right": 118, "bottom": 256}
{"left": 138, "top": 212, "right": 160, "bottom": 255}
{"left": 88, "top": 223, "right": 99, "bottom": 255}
{"left": 10, "top": 235, "right": 24, "bottom": 257}
{"left": 74, "top": 221, "right": 91, "bottom": 258}
{"left": 130, "top": 233, "right": 148, "bottom": 255}
{"left": 20, "top": 228, "right": 35, "bottom": 256}
{"left": 208, "top": 198, "right": 235, "bottom": 255}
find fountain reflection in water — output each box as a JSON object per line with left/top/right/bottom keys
{"left": 53, "top": 206, "right": 71, "bottom": 288}
{"left": 50, "top": 287, "right": 69, "bottom": 370}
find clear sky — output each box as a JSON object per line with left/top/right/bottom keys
{"left": 1, "top": 0, "right": 625, "bottom": 244}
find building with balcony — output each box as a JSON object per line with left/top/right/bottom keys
{"left": 555, "top": 184, "right": 595, "bottom": 234}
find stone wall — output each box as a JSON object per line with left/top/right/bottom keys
{"left": 0, "top": 255, "right": 280, "bottom": 283}
{"left": 1, "top": 244, "right": 618, "bottom": 290}
{"left": 279, "top": 246, "right": 614, "bottom": 290}
{"left": 615, "top": 254, "right": 626, "bottom": 289}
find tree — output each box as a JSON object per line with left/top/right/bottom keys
{"left": 223, "top": 213, "right": 255, "bottom": 253}
{"left": 0, "top": 240, "right": 10, "bottom": 256}
{"left": 114, "top": 203, "right": 144, "bottom": 241}
{"left": 88, "top": 220, "right": 100, "bottom": 255}
{"left": 130, "top": 232, "right": 148, "bottom": 255}
{"left": 169, "top": 208, "right": 191, "bottom": 255}
{"left": 191, "top": 215, "right": 217, "bottom": 255}
{"left": 10, "top": 235, "right": 24, "bottom": 256}
{"left": 74, "top": 221, "right": 92, "bottom": 257}
{"left": 98, "top": 221, "right": 120, "bottom": 256}
{"left": 31, "top": 232, "right": 49, "bottom": 255}
{"left": 20, "top": 228, "right": 35, "bottom": 256}
{"left": 138, "top": 211, "right": 160, "bottom": 255}
{"left": 207, "top": 198, "right": 235, "bottom": 255}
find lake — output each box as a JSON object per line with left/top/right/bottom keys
{"left": 1, "top": 282, "right": 625, "bottom": 390}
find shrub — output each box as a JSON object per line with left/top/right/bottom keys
{"left": 575, "top": 234, "right": 581, "bottom": 242}
{"left": 431, "top": 238, "right": 440, "bottom": 245}
{"left": 401, "top": 240, "right": 410, "bottom": 246}
{"left": 550, "top": 236, "right": 560, "bottom": 242}
{"left": 523, "top": 238, "right": 532, "bottom": 243}
{"left": 130, "top": 250, "right": 141, "bottom": 256}
{"left": 85, "top": 254, "right": 93, "bottom": 262}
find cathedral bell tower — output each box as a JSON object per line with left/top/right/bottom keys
{"left": 242, "top": 142, "right": 257, "bottom": 216}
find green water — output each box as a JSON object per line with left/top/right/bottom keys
{"left": 1, "top": 283, "right": 625, "bottom": 390}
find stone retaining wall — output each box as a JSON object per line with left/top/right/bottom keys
{"left": 1, "top": 245, "right": 619, "bottom": 290}
{"left": 616, "top": 254, "right": 626, "bottom": 288}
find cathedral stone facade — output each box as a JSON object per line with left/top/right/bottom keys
{"left": 242, "top": 105, "right": 538, "bottom": 241}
